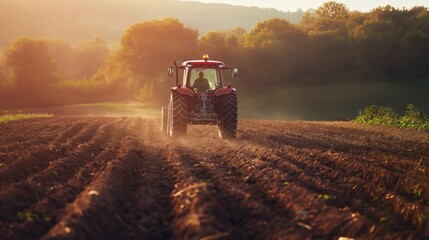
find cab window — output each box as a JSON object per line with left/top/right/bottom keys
{"left": 189, "top": 68, "right": 219, "bottom": 90}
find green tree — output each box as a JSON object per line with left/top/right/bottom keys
{"left": 199, "top": 32, "right": 227, "bottom": 53}
{"left": 74, "top": 37, "right": 110, "bottom": 79}
{"left": 4, "top": 38, "right": 59, "bottom": 91}
{"left": 304, "top": 30, "right": 355, "bottom": 84}
{"left": 316, "top": 1, "right": 350, "bottom": 19}
{"left": 44, "top": 39, "right": 75, "bottom": 79}
{"left": 118, "top": 18, "right": 198, "bottom": 78}
{"left": 91, "top": 51, "right": 134, "bottom": 100}
{"left": 395, "top": 7, "right": 429, "bottom": 78}
{"left": 0, "top": 64, "right": 7, "bottom": 88}
{"left": 198, "top": 28, "right": 245, "bottom": 63}
{"left": 2, "top": 38, "right": 61, "bottom": 107}
{"left": 297, "top": 2, "right": 356, "bottom": 84}
{"left": 243, "top": 18, "right": 307, "bottom": 85}
{"left": 301, "top": 1, "right": 350, "bottom": 32}
{"left": 44, "top": 38, "right": 110, "bottom": 80}
{"left": 97, "top": 19, "right": 198, "bottom": 104}
{"left": 245, "top": 18, "right": 305, "bottom": 49}
{"left": 349, "top": 6, "right": 428, "bottom": 80}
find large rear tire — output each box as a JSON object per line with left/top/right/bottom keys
{"left": 160, "top": 106, "right": 168, "bottom": 134}
{"left": 218, "top": 92, "right": 238, "bottom": 139}
{"left": 168, "top": 91, "right": 188, "bottom": 138}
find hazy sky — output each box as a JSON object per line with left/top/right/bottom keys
{"left": 182, "top": 0, "right": 429, "bottom": 12}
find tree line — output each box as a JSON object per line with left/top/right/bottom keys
{"left": 1, "top": 2, "right": 428, "bottom": 108}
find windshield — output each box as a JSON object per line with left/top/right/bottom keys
{"left": 189, "top": 68, "right": 221, "bottom": 90}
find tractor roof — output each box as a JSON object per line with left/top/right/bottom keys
{"left": 182, "top": 60, "right": 226, "bottom": 68}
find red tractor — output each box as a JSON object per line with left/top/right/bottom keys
{"left": 161, "top": 54, "right": 239, "bottom": 138}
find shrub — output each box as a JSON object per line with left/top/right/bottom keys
{"left": 134, "top": 83, "right": 154, "bottom": 103}
{"left": 399, "top": 104, "right": 429, "bottom": 131}
{"left": 355, "top": 105, "right": 398, "bottom": 126}
{"left": 355, "top": 104, "right": 429, "bottom": 132}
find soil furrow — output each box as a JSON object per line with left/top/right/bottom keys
{"left": 0, "top": 118, "right": 124, "bottom": 221}
{"left": 240, "top": 120, "right": 429, "bottom": 169}
{"left": 0, "top": 118, "right": 105, "bottom": 185}
{"left": 236, "top": 121, "right": 429, "bottom": 233}
{"left": 110, "top": 118, "right": 175, "bottom": 239}
{"left": 0, "top": 117, "right": 67, "bottom": 144}
{"left": 1, "top": 119, "right": 131, "bottom": 239}
{"left": 41, "top": 137, "right": 142, "bottom": 240}
{"left": 231, "top": 141, "right": 428, "bottom": 234}
{"left": 184, "top": 127, "right": 422, "bottom": 237}
{"left": 0, "top": 118, "right": 78, "bottom": 148}
{"left": 0, "top": 118, "right": 83, "bottom": 166}
{"left": 118, "top": 146, "right": 174, "bottom": 239}
{"left": 173, "top": 142, "right": 313, "bottom": 239}
{"left": 0, "top": 138, "right": 123, "bottom": 240}
{"left": 165, "top": 145, "right": 233, "bottom": 240}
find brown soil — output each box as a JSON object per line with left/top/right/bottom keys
{"left": 0, "top": 117, "right": 428, "bottom": 239}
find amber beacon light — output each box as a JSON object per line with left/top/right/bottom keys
{"left": 203, "top": 54, "right": 209, "bottom": 62}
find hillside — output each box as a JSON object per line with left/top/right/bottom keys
{"left": 0, "top": 0, "right": 304, "bottom": 48}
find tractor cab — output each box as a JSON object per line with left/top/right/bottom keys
{"left": 167, "top": 54, "right": 238, "bottom": 94}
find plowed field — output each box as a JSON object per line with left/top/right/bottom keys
{"left": 1, "top": 117, "right": 428, "bottom": 239}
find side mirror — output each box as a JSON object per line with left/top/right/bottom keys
{"left": 231, "top": 68, "right": 239, "bottom": 78}
{"left": 167, "top": 67, "right": 175, "bottom": 77}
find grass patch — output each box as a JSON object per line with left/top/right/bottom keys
{"left": 0, "top": 113, "right": 53, "bottom": 123}
{"left": 2, "top": 101, "right": 160, "bottom": 118}
{"left": 24, "top": 101, "right": 160, "bottom": 117}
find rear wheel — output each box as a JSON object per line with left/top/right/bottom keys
{"left": 160, "top": 106, "right": 168, "bottom": 134}
{"left": 168, "top": 91, "right": 188, "bottom": 137}
{"left": 218, "top": 92, "right": 238, "bottom": 139}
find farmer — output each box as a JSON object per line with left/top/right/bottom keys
{"left": 192, "top": 72, "right": 210, "bottom": 93}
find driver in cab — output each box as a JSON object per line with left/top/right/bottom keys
{"left": 192, "top": 72, "right": 210, "bottom": 93}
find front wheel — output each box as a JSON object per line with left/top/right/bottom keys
{"left": 218, "top": 92, "right": 238, "bottom": 139}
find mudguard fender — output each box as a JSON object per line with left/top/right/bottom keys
{"left": 214, "top": 86, "right": 236, "bottom": 96}
{"left": 172, "top": 86, "right": 195, "bottom": 97}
